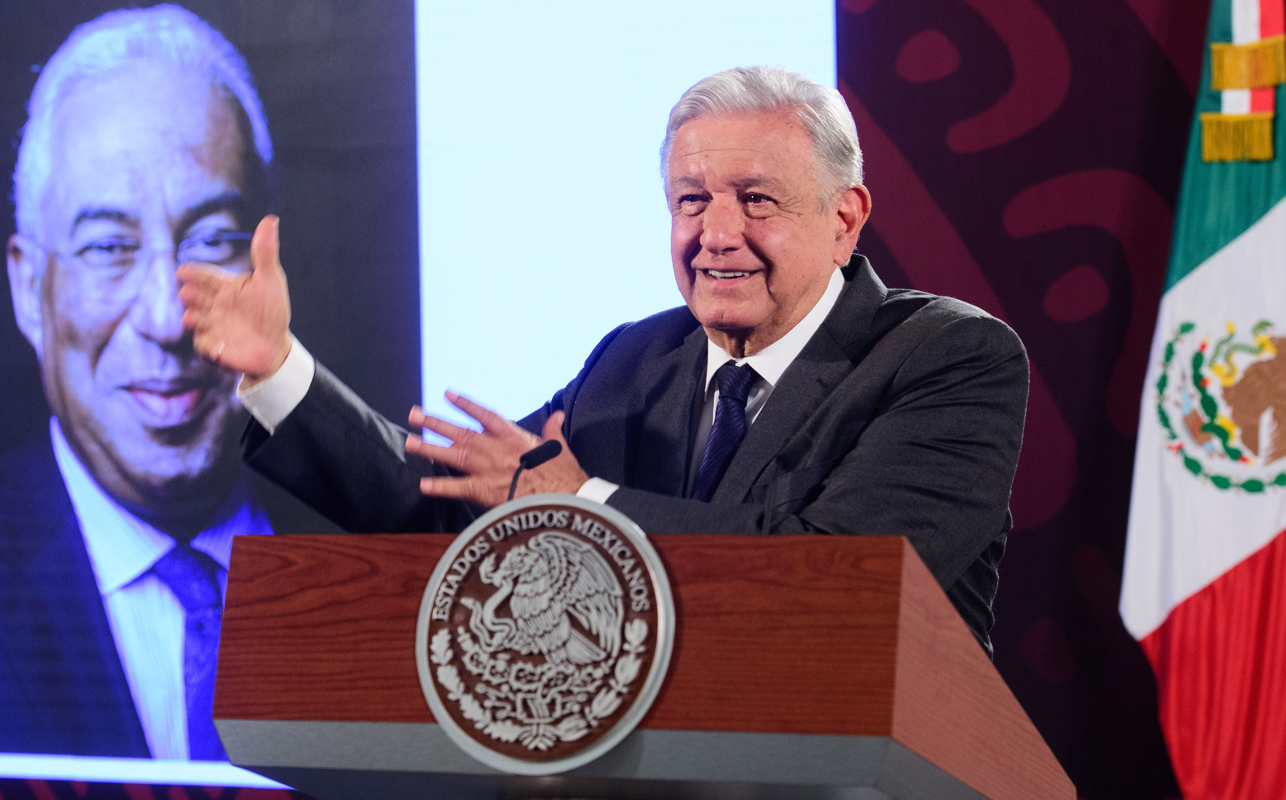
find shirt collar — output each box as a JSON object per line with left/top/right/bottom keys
{"left": 50, "top": 418, "right": 264, "bottom": 595}
{"left": 705, "top": 266, "right": 845, "bottom": 391}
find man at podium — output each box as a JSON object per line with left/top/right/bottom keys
{"left": 178, "top": 66, "right": 1029, "bottom": 656}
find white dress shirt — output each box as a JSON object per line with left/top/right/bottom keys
{"left": 51, "top": 418, "right": 272, "bottom": 760}
{"left": 236, "top": 334, "right": 317, "bottom": 434}
{"left": 240, "top": 268, "right": 846, "bottom": 504}
{"left": 685, "top": 266, "right": 846, "bottom": 485}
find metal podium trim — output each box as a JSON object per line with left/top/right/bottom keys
{"left": 218, "top": 719, "right": 987, "bottom": 800}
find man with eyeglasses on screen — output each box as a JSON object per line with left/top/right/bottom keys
{"left": 0, "top": 5, "right": 288, "bottom": 761}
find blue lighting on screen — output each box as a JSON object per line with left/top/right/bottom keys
{"left": 414, "top": 0, "right": 835, "bottom": 424}
{"left": 0, "top": 753, "right": 287, "bottom": 788}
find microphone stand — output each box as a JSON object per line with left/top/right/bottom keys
{"left": 507, "top": 440, "right": 562, "bottom": 501}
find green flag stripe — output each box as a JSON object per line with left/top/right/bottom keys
{"left": 1168, "top": 0, "right": 1286, "bottom": 291}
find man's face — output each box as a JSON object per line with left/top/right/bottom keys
{"left": 7, "top": 61, "right": 261, "bottom": 519}
{"left": 666, "top": 112, "right": 868, "bottom": 355}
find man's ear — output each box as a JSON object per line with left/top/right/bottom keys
{"left": 8, "top": 234, "right": 45, "bottom": 359}
{"left": 832, "top": 184, "right": 872, "bottom": 265}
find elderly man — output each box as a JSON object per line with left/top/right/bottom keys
{"left": 0, "top": 6, "right": 291, "bottom": 760}
{"left": 180, "top": 66, "right": 1028, "bottom": 654}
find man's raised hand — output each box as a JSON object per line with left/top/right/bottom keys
{"left": 177, "top": 215, "right": 292, "bottom": 384}
{"left": 407, "top": 394, "right": 589, "bottom": 508}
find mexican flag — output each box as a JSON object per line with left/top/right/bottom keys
{"left": 1121, "top": 0, "right": 1286, "bottom": 797}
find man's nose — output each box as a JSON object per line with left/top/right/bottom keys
{"left": 130, "top": 251, "right": 186, "bottom": 345}
{"left": 699, "top": 196, "right": 745, "bottom": 254}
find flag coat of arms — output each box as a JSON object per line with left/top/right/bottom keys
{"left": 1122, "top": 0, "right": 1286, "bottom": 796}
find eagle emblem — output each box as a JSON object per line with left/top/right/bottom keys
{"left": 1157, "top": 320, "right": 1286, "bottom": 492}
{"left": 461, "top": 532, "right": 624, "bottom": 667}
{"left": 417, "top": 496, "right": 674, "bottom": 775}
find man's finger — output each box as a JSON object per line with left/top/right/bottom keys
{"left": 181, "top": 308, "right": 207, "bottom": 333}
{"left": 408, "top": 434, "right": 460, "bottom": 468}
{"left": 409, "top": 439, "right": 474, "bottom": 472}
{"left": 446, "top": 391, "right": 513, "bottom": 435}
{"left": 176, "top": 282, "right": 216, "bottom": 314}
{"left": 420, "top": 475, "right": 494, "bottom": 505}
{"left": 192, "top": 330, "right": 224, "bottom": 362}
{"left": 409, "top": 405, "right": 428, "bottom": 429}
{"left": 176, "top": 269, "right": 231, "bottom": 308}
{"left": 175, "top": 263, "right": 212, "bottom": 287}
{"left": 182, "top": 297, "right": 227, "bottom": 333}
{"left": 417, "top": 414, "right": 477, "bottom": 446}
{"left": 176, "top": 262, "right": 236, "bottom": 289}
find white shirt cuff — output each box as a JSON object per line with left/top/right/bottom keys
{"left": 576, "top": 477, "right": 619, "bottom": 504}
{"left": 237, "top": 335, "right": 315, "bottom": 434}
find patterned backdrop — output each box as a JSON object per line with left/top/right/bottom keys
{"left": 839, "top": 0, "right": 1210, "bottom": 796}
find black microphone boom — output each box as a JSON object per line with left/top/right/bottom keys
{"left": 508, "top": 440, "right": 563, "bottom": 501}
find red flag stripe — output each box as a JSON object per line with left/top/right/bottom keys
{"left": 1260, "top": 0, "right": 1284, "bottom": 38}
{"left": 1139, "top": 527, "right": 1286, "bottom": 799}
{"left": 1250, "top": 86, "right": 1276, "bottom": 111}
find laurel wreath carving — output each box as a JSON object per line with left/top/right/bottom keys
{"left": 430, "top": 618, "right": 648, "bottom": 751}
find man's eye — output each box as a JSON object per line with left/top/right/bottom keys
{"left": 676, "top": 195, "right": 708, "bottom": 214}
{"left": 178, "top": 231, "right": 252, "bottom": 265}
{"left": 74, "top": 237, "right": 140, "bottom": 267}
{"left": 743, "top": 193, "right": 779, "bottom": 217}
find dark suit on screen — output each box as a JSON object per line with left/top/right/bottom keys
{"left": 0, "top": 434, "right": 150, "bottom": 756}
{"left": 0, "top": 430, "right": 333, "bottom": 756}
{"left": 244, "top": 256, "right": 1029, "bottom": 653}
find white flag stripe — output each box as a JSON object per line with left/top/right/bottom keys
{"left": 1121, "top": 195, "right": 1286, "bottom": 639}
{"left": 1223, "top": 88, "right": 1254, "bottom": 113}
{"left": 1234, "top": 0, "right": 1261, "bottom": 43}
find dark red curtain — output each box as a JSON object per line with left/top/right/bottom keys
{"left": 837, "top": 1, "right": 1211, "bottom": 796}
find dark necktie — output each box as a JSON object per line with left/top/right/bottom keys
{"left": 152, "top": 543, "right": 227, "bottom": 761}
{"left": 692, "top": 362, "right": 757, "bottom": 502}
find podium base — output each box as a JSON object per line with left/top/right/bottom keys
{"left": 220, "top": 719, "right": 986, "bottom": 800}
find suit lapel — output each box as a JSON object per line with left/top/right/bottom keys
{"left": 711, "top": 258, "right": 888, "bottom": 501}
{"left": 631, "top": 326, "right": 707, "bottom": 495}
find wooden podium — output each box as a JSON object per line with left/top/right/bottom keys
{"left": 215, "top": 534, "right": 1074, "bottom": 799}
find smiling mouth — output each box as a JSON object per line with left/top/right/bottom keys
{"left": 123, "top": 381, "right": 216, "bottom": 428}
{"left": 701, "top": 269, "right": 758, "bottom": 280}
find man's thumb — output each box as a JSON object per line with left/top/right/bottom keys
{"left": 250, "top": 214, "right": 283, "bottom": 283}
{"left": 542, "top": 410, "right": 568, "bottom": 443}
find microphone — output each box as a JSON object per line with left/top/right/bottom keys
{"left": 508, "top": 440, "right": 563, "bottom": 501}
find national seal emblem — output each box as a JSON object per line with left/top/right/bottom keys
{"left": 1156, "top": 319, "right": 1286, "bottom": 492}
{"left": 415, "top": 494, "right": 675, "bottom": 774}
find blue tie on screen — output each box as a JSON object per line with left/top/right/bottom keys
{"left": 152, "top": 543, "right": 227, "bottom": 761}
{"left": 692, "top": 362, "right": 757, "bottom": 502}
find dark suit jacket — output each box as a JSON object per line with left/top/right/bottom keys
{"left": 0, "top": 433, "right": 149, "bottom": 756}
{"left": 0, "top": 428, "right": 336, "bottom": 756}
{"left": 245, "top": 257, "right": 1029, "bottom": 653}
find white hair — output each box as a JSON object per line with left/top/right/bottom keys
{"left": 13, "top": 4, "right": 272, "bottom": 239}
{"left": 661, "top": 65, "right": 863, "bottom": 202}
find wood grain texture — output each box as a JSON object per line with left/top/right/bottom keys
{"left": 642, "top": 535, "right": 903, "bottom": 734}
{"left": 891, "top": 540, "right": 1075, "bottom": 799}
{"left": 216, "top": 534, "right": 438, "bottom": 723}
{"left": 216, "top": 533, "right": 905, "bottom": 734}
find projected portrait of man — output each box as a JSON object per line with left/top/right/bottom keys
{"left": 0, "top": 5, "right": 273, "bottom": 760}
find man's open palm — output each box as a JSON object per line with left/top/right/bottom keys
{"left": 178, "top": 214, "right": 293, "bottom": 382}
